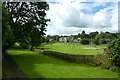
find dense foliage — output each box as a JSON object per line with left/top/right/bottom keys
{"left": 2, "top": 4, "right": 15, "bottom": 52}
{"left": 92, "top": 38, "right": 100, "bottom": 45}
{"left": 108, "top": 39, "right": 120, "bottom": 67}
{"left": 2, "top": 2, "right": 50, "bottom": 51}
{"left": 80, "top": 30, "right": 90, "bottom": 39}
{"left": 100, "top": 39, "right": 107, "bottom": 44}
{"left": 89, "top": 31, "right": 99, "bottom": 39}
{"left": 81, "top": 39, "right": 89, "bottom": 45}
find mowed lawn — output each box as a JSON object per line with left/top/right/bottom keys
{"left": 38, "top": 43, "right": 107, "bottom": 55}
{"left": 8, "top": 49, "right": 118, "bottom": 78}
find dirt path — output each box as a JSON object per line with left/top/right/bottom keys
{"left": 2, "top": 52, "right": 26, "bottom": 79}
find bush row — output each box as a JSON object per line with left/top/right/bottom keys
{"left": 42, "top": 51, "right": 95, "bottom": 65}
{"left": 40, "top": 50, "right": 119, "bottom": 72}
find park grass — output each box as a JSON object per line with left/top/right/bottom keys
{"left": 38, "top": 43, "right": 108, "bottom": 55}
{"left": 8, "top": 49, "right": 118, "bottom": 78}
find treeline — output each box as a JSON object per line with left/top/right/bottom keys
{"left": 44, "top": 30, "right": 120, "bottom": 45}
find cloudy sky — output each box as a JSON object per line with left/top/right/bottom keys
{"left": 45, "top": 0, "right": 119, "bottom": 35}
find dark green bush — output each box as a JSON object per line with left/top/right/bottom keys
{"left": 92, "top": 39, "right": 100, "bottom": 45}
{"left": 100, "top": 39, "right": 107, "bottom": 44}
{"left": 108, "top": 39, "right": 120, "bottom": 67}
{"left": 2, "top": 26, "right": 15, "bottom": 50}
{"left": 29, "top": 46, "right": 34, "bottom": 51}
{"left": 81, "top": 39, "right": 89, "bottom": 45}
{"left": 20, "top": 41, "right": 29, "bottom": 49}
{"left": 110, "top": 66, "right": 119, "bottom": 72}
{"left": 45, "top": 37, "right": 50, "bottom": 43}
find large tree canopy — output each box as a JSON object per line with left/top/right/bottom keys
{"left": 2, "top": 4, "right": 15, "bottom": 52}
{"left": 2, "top": 2, "right": 50, "bottom": 50}
{"left": 89, "top": 31, "right": 99, "bottom": 39}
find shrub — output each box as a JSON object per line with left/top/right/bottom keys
{"left": 108, "top": 39, "right": 120, "bottom": 67}
{"left": 20, "top": 41, "right": 29, "bottom": 49}
{"left": 101, "top": 58, "right": 112, "bottom": 69}
{"left": 100, "top": 39, "right": 107, "bottom": 44}
{"left": 92, "top": 39, "right": 100, "bottom": 45}
{"left": 94, "top": 54, "right": 112, "bottom": 69}
{"left": 110, "top": 66, "right": 120, "bottom": 73}
{"left": 81, "top": 39, "right": 89, "bottom": 45}
{"left": 45, "top": 37, "right": 50, "bottom": 43}
{"left": 94, "top": 55, "right": 104, "bottom": 66}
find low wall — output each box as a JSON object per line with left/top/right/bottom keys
{"left": 41, "top": 51, "right": 95, "bottom": 65}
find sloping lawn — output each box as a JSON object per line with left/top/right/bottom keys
{"left": 8, "top": 49, "right": 118, "bottom": 78}
{"left": 38, "top": 43, "right": 107, "bottom": 55}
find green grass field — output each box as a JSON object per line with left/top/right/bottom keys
{"left": 8, "top": 49, "right": 118, "bottom": 78}
{"left": 38, "top": 43, "right": 107, "bottom": 55}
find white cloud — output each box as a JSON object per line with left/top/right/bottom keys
{"left": 110, "top": 4, "right": 118, "bottom": 32}
{"left": 45, "top": 1, "right": 119, "bottom": 35}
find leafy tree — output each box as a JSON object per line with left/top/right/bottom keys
{"left": 89, "top": 31, "right": 99, "bottom": 39}
{"left": 111, "top": 33, "right": 118, "bottom": 39}
{"left": 104, "top": 32, "right": 111, "bottom": 38}
{"left": 100, "top": 39, "right": 107, "bottom": 44}
{"left": 78, "top": 33, "right": 81, "bottom": 37}
{"left": 73, "top": 35, "right": 78, "bottom": 39}
{"left": 92, "top": 38, "right": 100, "bottom": 45}
{"left": 92, "top": 34, "right": 101, "bottom": 45}
{"left": 95, "top": 34, "right": 100, "bottom": 40}
{"left": 80, "top": 30, "right": 90, "bottom": 39}
{"left": 116, "top": 33, "right": 120, "bottom": 38}
{"left": 29, "top": 27, "right": 43, "bottom": 50}
{"left": 98, "top": 32, "right": 112, "bottom": 40}
{"left": 44, "top": 37, "right": 50, "bottom": 43}
{"left": 3, "top": 2, "right": 50, "bottom": 50}
{"left": 108, "top": 39, "right": 120, "bottom": 67}
{"left": 43, "top": 35, "right": 52, "bottom": 43}
{"left": 81, "top": 39, "right": 89, "bottom": 45}
{"left": 82, "top": 30, "right": 85, "bottom": 34}
{"left": 2, "top": 4, "right": 15, "bottom": 53}
{"left": 51, "top": 35, "right": 60, "bottom": 42}
{"left": 100, "top": 32, "right": 105, "bottom": 39}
